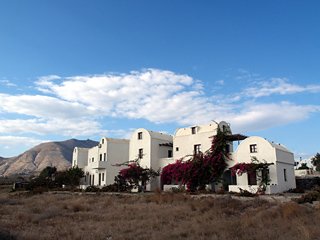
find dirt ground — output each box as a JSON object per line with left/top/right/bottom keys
{"left": 0, "top": 186, "right": 319, "bottom": 240}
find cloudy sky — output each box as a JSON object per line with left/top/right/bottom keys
{"left": 0, "top": 1, "right": 319, "bottom": 159}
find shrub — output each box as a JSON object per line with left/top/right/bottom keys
{"left": 238, "top": 189, "right": 256, "bottom": 197}
{"left": 101, "top": 184, "right": 119, "bottom": 192}
{"left": 171, "top": 186, "right": 186, "bottom": 193}
{"left": 293, "top": 191, "right": 320, "bottom": 204}
{"left": 85, "top": 186, "right": 100, "bottom": 192}
{"left": 286, "top": 188, "right": 305, "bottom": 193}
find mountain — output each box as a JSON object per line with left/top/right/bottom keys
{"left": 0, "top": 139, "right": 98, "bottom": 177}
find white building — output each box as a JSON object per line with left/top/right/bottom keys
{"left": 129, "top": 128, "right": 173, "bottom": 191}
{"left": 72, "top": 122, "right": 296, "bottom": 194}
{"left": 72, "top": 137, "right": 129, "bottom": 187}
{"left": 173, "top": 121, "right": 233, "bottom": 161}
{"left": 229, "top": 136, "right": 296, "bottom": 194}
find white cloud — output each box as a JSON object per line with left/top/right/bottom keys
{"left": 225, "top": 102, "right": 320, "bottom": 132}
{"left": 0, "top": 136, "right": 44, "bottom": 147}
{"left": 0, "top": 94, "right": 94, "bottom": 119}
{"left": 0, "top": 118, "right": 101, "bottom": 137}
{"left": 0, "top": 68, "right": 319, "bottom": 140}
{"left": 215, "top": 80, "right": 224, "bottom": 85}
{"left": 35, "top": 68, "right": 211, "bottom": 123}
{"left": 244, "top": 78, "right": 320, "bottom": 98}
{"left": 0, "top": 80, "right": 17, "bottom": 87}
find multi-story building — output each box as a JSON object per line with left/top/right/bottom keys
{"left": 173, "top": 121, "right": 234, "bottom": 162}
{"left": 72, "top": 137, "right": 129, "bottom": 187}
{"left": 129, "top": 128, "right": 173, "bottom": 191}
{"left": 72, "top": 122, "right": 296, "bottom": 194}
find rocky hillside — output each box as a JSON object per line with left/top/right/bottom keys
{"left": 0, "top": 139, "right": 98, "bottom": 177}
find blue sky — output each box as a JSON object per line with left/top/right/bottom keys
{"left": 0, "top": 1, "right": 319, "bottom": 160}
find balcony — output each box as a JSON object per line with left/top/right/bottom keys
{"left": 88, "top": 160, "right": 108, "bottom": 169}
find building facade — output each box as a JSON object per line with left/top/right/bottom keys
{"left": 228, "top": 136, "right": 296, "bottom": 194}
{"left": 173, "top": 121, "right": 234, "bottom": 163}
{"left": 72, "top": 122, "right": 296, "bottom": 194}
{"left": 129, "top": 128, "right": 173, "bottom": 191}
{"left": 72, "top": 137, "right": 129, "bottom": 187}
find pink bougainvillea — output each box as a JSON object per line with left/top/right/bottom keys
{"left": 119, "top": 163, "right": 159, "bottom": 189}
{"left": 161, "top": 126, "right": 230, "bottom": 191}
{"left": 230, "top": 161, "right": 273, "bottom": 176}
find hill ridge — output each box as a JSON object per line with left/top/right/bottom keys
{"left": 0, "top": 139, "right": 98, "bottom": 176}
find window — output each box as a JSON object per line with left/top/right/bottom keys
{"left": 176, "top": 147, "right": 179, "bottom": 151}
{"left": 284, "top": 169, "right": 287, "bottom": 182}
{"left": 138, "top": 132, "right": 143, "bottom": 140}
{"left": 99, "top": 154, "right": 102, "bottom": 161}
{"left": 92, "top": 157, "right": 94, "bottom": 162}
{"left": 168, "top": 150, "right": 173, "bottom": 158}
{"left": 247, "top": 171, "right": 257, "bottom": 185}
{"left": 194, "top": 144, "right": 201, "bottom": 154}
{"left": 191, "top": 127, "right": 196, "bottom": 134}
{"left": 250, "top": 144, "right": 257, "bottom": 153}
{"left": 104, "top": 153, "right": 106, "bottom": 161}
{"left": 102, "top": 173, "right": 105, "bottom": 182}
{"left": 225, "top": 144, "right": 230, "bottom": 153}
{"left": 138, "top": 148, "right": 143, "bottom": 159}
{"left": 102, "top": 139, "right": 104, "bottom": 144}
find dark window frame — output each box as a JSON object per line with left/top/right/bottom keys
{"left": 194, "top": 144, "right": 201, "bottom": 154}
{"left": 284, "top": 169, "right": 287, "bottom": 182}
{"left": 250, "top": 144, "right": 258, "bottom": 153}
{"left": 138, "top": 148, "right": 143, "bottom": 159}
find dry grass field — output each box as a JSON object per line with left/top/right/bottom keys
{"left": 0, "top": 186, "right": 320, "bottom": 240}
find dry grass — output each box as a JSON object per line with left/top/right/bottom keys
{"left": 0, "top": 187, "right": 320, "bottom": 240}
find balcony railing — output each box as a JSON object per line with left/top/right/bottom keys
{"left": 88, "top": 160, "right": 108, "bottom": 169}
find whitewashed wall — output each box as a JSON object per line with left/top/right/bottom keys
{"left": 229, "top": 136, "right": 296, "bottom": 194}
{"left": 129, "top": 128, "right": 173, "bottom": 191}
{"left": 173, "top": 121, "right": 232, "bottom": 161}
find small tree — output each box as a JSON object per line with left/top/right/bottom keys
{"left": 28, "top": 166, "right": 84, "bottom": 190}
{"left": 311, "top": 153, "right": 320, "bottom": 171}
{"left": 298, "top": 163, "right": 309, "bottom": 170}
{"left": 117, "top": 162, "right": 159, "bottom": 192}
{"left": 55, "top": 166, "right": 84, "bottom": 187}
{"left": 28, "top": 166, "right": 57, "bottom": 190}
{"left": 39, "top": 166, "right": 57, "bottom": 179}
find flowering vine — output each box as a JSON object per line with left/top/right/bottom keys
{"left": 161, "top": 126, "right": 231, "bottom": 192}
{"left": 118, "top": 162, "right": 159, "bottom": 192}
{"left": 230, "top": 157, "right": 273, "bottom": 193}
